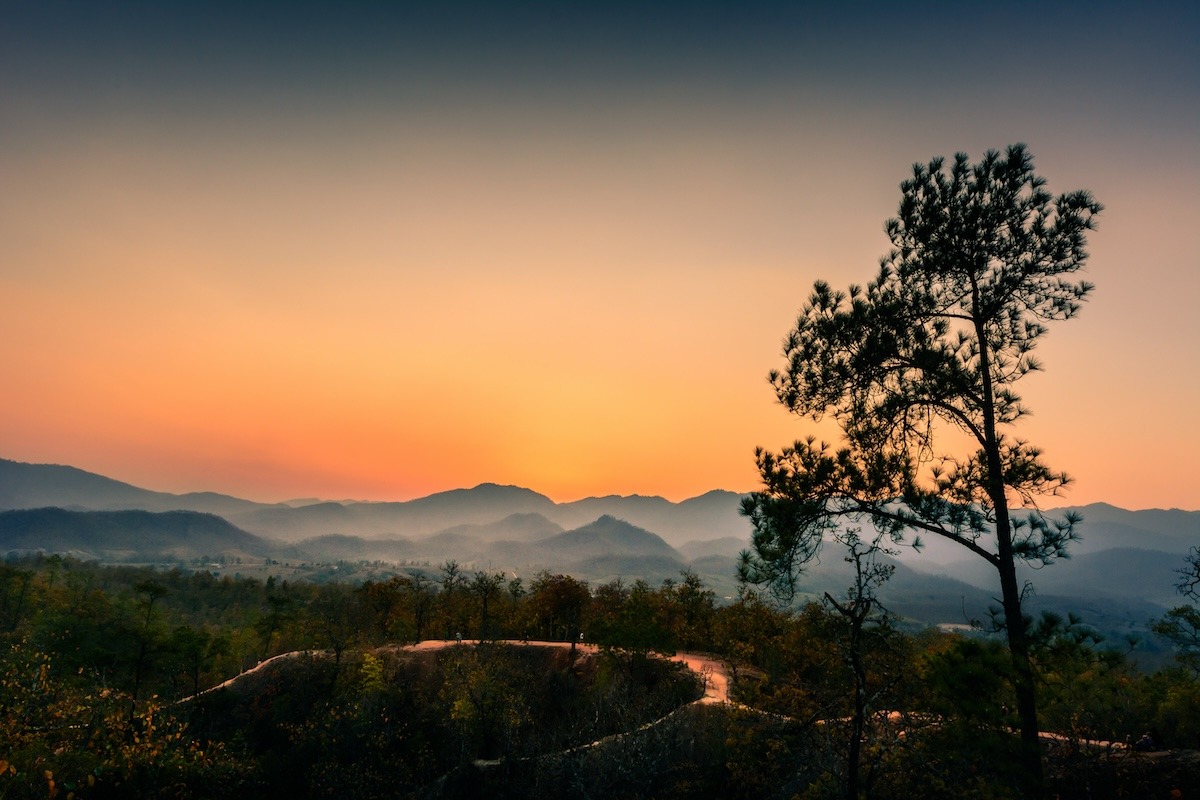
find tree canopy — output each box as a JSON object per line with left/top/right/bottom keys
{"left": 740, "top": 144, "right": 1102, "bottom": 793}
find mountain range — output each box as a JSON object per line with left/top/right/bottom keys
{"left": 3, "top": 457, "right": 1199, "bottom": 642}
{"left": 0, "top": 458, "right": 742, "bottom": 547}
{"left": 0, "top": 507, "right": 272, "bottom": 562}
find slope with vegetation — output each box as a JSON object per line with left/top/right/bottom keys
{"left": 2, "top": 555, "right": 1200, "bottom": 798}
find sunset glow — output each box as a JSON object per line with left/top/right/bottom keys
{"left": 2, "top": 2, "right": 1197, "bottom": 508}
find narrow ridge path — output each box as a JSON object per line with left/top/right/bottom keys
{"left": 181, "top": 639, "right": 734, "bottom": 705}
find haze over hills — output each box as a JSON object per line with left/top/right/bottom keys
{"left": 901, "top": 502, "right": 1200, "bottom": 568}
{"left": 0, "top": 507, "right": 273, "bottom": 562}
{"left": 0, "top": 458, "right": 745, "bottom": 547}
{"left": 432, "top": 512, "right": 564, "bottom": 543}
{"left": 0, "top": 459, "right": 270, "bottom": 517}
{"left": 899, "top": 503, "right": 1200, "bottom": 607}
{"left": 284, "top": 514, "right": 682, "bottom": 577}
{"left": 3, "top": 457, "right": 1199, "bottom": 640}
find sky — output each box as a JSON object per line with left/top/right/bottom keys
{"left": 1, "top": 2, "right": 1198, "bottom": 509}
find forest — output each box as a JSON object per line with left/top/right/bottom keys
{"left": 2, "top": 553, "right": 1200, "bottom": 799}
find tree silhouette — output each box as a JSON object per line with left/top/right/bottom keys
{"left": 528, "top": 572, "right": 590, "bottom": 651}
{"left": 468, "top": 571, "right": 507, "bottom": 640}
{"left": 438, "top": 560, "right": 469, "bottom": 639}
{"left": 1154, "top": 546, "right": 1200, "bottom": 674}
{"left": 740, "top": 144, "right": 1101, "bottom": 793}
{"left": 402, "top": 573, "right": 437, "bottom": 643}
{"left": 822, "top": 530, "right": 895, "bottom": 800}
{"left": 129, "top": 579, "right": 167, "bottom": 709}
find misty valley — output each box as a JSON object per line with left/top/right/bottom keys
{"left": 1, "top": 458, "right": 1195, "bottom": 651}
{"left": 3, "top": 458, "right": 1200, "bottom": 798}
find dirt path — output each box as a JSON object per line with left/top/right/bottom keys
{"left": 410, "top": 639, "right": 734, "bottom": 704}
{"left": 179, "top": 649, "right": 324, "bottom": 703}
{"left": 186, "top": 639, "right": 735, "bottom": 706}
{"left": 187, "top": 642, "right": 1200, "bottom": 774}
{"left": 670, "top": 652, "right": 730, "bottom": 704}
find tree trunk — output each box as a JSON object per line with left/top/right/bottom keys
{"left": 847, "top": 624, "right": 865, "bottom": 800}
{"left": 974, "top": 284, "right": 1043, "bottom": 796}
{"left": 995, "top": 508, "right": 1044, "bottom": 796}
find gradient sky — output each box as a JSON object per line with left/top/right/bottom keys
{"left": 2, "top": 2, "right": 1198, "bottom": 508}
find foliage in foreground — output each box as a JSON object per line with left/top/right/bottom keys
{"left": 3, "top": 556, "right": 1200, "bottom": 797}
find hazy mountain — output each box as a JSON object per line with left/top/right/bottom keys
{"left": 289, "top": 514, "right": 685, "bottom": 582}
{"left": 1028, "top": 547, "right": 1187, "bottom": 607}
{"left": 4, "top": 456, "right": 1196, "bottom": 639}
{"left": 223, "top": 485, "right": 741, "bottom": 545}
{"left": 399, "top": 484, "right": 559, "bottom": 529}
{"left": 228, "top": 484, "right": 561, "bottom": 541}
{"left": 679, "top": 536, "right": 748, "bottom": 561}
{"left": 537, "top": 515, "right": 680, "bottom": 562}
{"left": 554, "top": 490, "right": 745, "bottom": 546}
{"left": 0, "top": 458, "right": 269, "bottom": 517}
{"left": 281, "top": 497, "right": 341, "bottom": 508}
{"left": 404, "top": 516, "right": 690, "bottom": 580}
{"left": 290, "top": 533, "right": 376, "bottom": 561}
{"left": 1052, "top": 503, "right": 1200, "bottom": 555}
{"left": 0, "top": 507, "right": 272, "bottom": 561}
{"left": 236, "top": 502, "right": 372, "bottom": 542}
{"left": 11, "top": 460, "right": 1196, "bottom": 561}
{"left": 503, "top": 516, "right": 688, "bottom": 584}
{"left": 432, "top": 512, "right": 563, "bottom": 543}
{"left": 0, "top": 458, "right": 743, "bottom": 546}
{"left": 892, "top": 503, "right": 1200, "bottom": 613}
{"left": 289, "top": 533, "right": 419, "bottom": 563}
{"left": 894, "top": 502, "right": 1200, "bottom": 570}
{"left": 741, "top": 546, "right": 1167, "bottom": 641}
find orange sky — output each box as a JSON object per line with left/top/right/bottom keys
{"left": 2, "top": 3, "right": 1198, "bottom": 508}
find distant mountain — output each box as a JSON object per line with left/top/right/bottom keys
{"left": 554, "top": 490, "right": 745, "bottom": 546}
{"left": 284, "top": 515, "right": 686, "bottom": 582}
{"left": 1033, "top": 546, "right": 1188, "bottom": 607}
{"left": 0, "top": 458, "right": 744, "bottom": 546}
{"left": 0, "top": 459, "right": 269, "bottom": 517}
{"left": 5, "top": 456, "right": 1198, "bottom": 641}
{"left": 228, "top": 484, "right": 562, "bottom": 542}
{"left": 433, "top": 512, "right": 564, "bottom": 543}
{"left": 235, "top": 502, "right": 369, "bottom": 542}
{"left": 538, "top": 515, "right": 680, "bottom": 563}
{"left": 418, "top": 516, "right": 686, "bottom": 578}
{"left": 231, "top": 487, "right": 745, "bottom": 546}
{"left": 896, "top": 502, "right": 1200, "bottom": 569}
{"left": 401, "top": 484, "right": 560, "bottom": 529}
{"left": 896, "top": 504, "right": 1200, "bottom": 611}
{"left": 1051, "top": 503, "right": 1200, "bottom": 555}
{"left": 0, "top": 507, "right": 273, "bottom": 561}
{"left": 679, "top": 536, "right": 748, "bottom": 561}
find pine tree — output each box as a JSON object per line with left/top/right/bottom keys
{"left": 740, "top": 144, "right": 1102, "bottom": 794}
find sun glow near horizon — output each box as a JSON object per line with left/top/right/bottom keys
{"left": 2, "top": 3, "right": 1197, "bottom": 511}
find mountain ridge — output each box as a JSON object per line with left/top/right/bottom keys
{"left": 6, "top": 458, "right": 1199, "bottom": 561}
{"left": 0, "top": 458, "right": 746, "bottom": 546}
{"left": 0, "top": 507, "right": 273, "bottom": 561}
{"left": 5, "top": 457, "right": 1200, "bottom": 626}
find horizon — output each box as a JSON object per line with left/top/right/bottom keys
{"left": 5, "top": 453, "right": 742, "bottom": 506}
{"left": 2, "top": 2, "right": 1198, "bottom": 510}
{"left": 7, "top": 455, "right": 1198, "bottom": 515}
